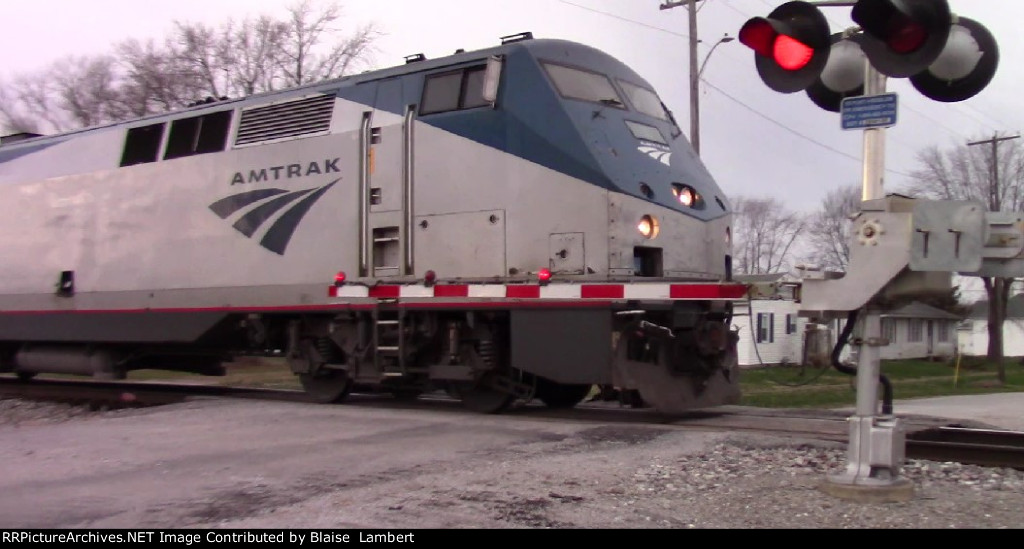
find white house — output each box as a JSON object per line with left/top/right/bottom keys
{"left": 732, "top": 271, "right": 962, "bottom": 365}
{"left": 878, "top": 302, "right": 960, "bottom": 360}
{"left": 958, "top": 295, "right": 1024, "bottom": 357}
{"left": 732, "top": 274, "right": 807, "bottom": 367}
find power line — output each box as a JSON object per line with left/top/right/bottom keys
{"left": 700, "top": 78, "right": 913, "bottom": 178}
{"left": 554, "top": 0, "right": 690, "bottom": 39}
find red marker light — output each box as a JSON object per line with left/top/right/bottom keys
{"left": 538, "top": 268, "right": 553, "bottom": 283}
{"left": 888, "top": 20, "right": 927, "bottom": 54}
{"left": 334, "top": 271, "right": 347, "bottom": 286}
{"left": 424, "top": 270, "right": 437, "bottom": 285}
{"left": 774, "top": 35, "right": 814, "bottom": 70}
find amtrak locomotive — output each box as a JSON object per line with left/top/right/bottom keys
{"left": 0, "top": 34, "right": 745, "bottom": 414}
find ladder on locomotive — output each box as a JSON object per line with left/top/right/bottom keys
{"left": 372, "top": 299, "right": 406, "bottom": 377}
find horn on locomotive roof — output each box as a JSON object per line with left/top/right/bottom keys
{"left": 500, "top": 32, "right": 533, "bottom": 44}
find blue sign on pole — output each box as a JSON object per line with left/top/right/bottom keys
{"left": 841, "top": 93, "right": 898, "bottom": 130}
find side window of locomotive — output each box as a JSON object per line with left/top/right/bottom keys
{"left": 420, "top": 66, "right": 489, "bottom": 115}
{"left": 624, "top": 120, "right": 667, "bottom": 146}
{"left": 119, "top": 123, "right": 166, "bottom": 167}
{"left": 163, "top": 110, "right": 233, "bottom": 160}
{"left": 542, "top": 62, "right": 624, "bottom": 108}
{"left": 461, "top": 68, "right": 490, "bottom": 109}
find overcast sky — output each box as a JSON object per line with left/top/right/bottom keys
{"left": 1, "top": 0, "right": 1020, "bottom": 214}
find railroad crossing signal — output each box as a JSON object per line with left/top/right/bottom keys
{"left": 739, "top": 0, "right": 999, "bottom": 111}
{"left": 738, "top": 1, "right": 831, "bottom": 93}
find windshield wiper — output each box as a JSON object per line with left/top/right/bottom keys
{"left": 599, "top": 98, "right": 624, "bottom": 108}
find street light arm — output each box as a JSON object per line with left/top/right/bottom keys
{"left": 699, "top": 35, "right": 734, "bottom": 80}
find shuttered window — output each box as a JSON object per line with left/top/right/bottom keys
{"left": 757, "top": 313, "right": 775, "bottom": 343}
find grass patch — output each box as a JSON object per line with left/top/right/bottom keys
{"left": 740, "top": 358, "right": 1024, "bottom": 408}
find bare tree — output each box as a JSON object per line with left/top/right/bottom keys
{"left": 51, "top": 56, "right": 128, "bottom": 128}
{"left": 803, "top": 184, "right": 861, "bottom": 272}
{"left": 0, "top": 84, "right": 41, "bottom": 134}
{"left": 905, "top": 138, "right": 1024, "bottom": 383}
{"left": 230, "top": 16, "right": 289, "bottom": 95}
{"left": 0, "top": 72, "right": 70, "bottom": 133}
{"left": 278, "top": 0, "right": 379, "bottom": 87}
{"left": 0, "top": 0, "right": 378, "bottom": 135}
{"left": 116, "top": 38, "right": 201, "bottom": 117}
{"left": 171, "top": 21, "right": 237, "bottom": 100}
{"left": 732, "top": 196, "right": 806, "bottom": 275}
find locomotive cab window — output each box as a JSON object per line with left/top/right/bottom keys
{"left": 543, "top": 62, "right": 624, "bottom": 108}
{"left": 120, "top": 123, "right": 166, "bottom": 167}
{"left": 420, "top": 66, "right": 490, "bottom": 115}
{"left": 618, "top": 80, "right": 669, "bottom": 121}
{"left": 625, "top": 121, "right": 667, "bottom": 145}
{"left": 163, "top": 110, "right": 233, "bottom": 160}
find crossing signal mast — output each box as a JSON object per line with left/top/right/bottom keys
{"left": 739, "top": 1, "right": 1005, "bottom": 502}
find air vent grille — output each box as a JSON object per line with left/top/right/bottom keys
{"left": 235, "top": 93, "right": 336, "bottom": 146}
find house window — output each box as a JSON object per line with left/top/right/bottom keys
{"left": 882, "top": 319, "right": 896, "bottom": 343}
{"left": 757, "top": 313, "right": 775, "bottom": 343}
{"left": 786, "top": 314, "right": 798, "bottom": 335}
{"left": 908, "top": 319, "right": 923, "bottom": 343}
{"left": 420, "top": 66, "right": 489, "bottom": 115}
{"left": 937, "top": 322, "right": 950, "bottom": 342}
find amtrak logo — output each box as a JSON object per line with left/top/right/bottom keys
{"left": 209, "top": 179, "right": 338, "bottom": 255}
{"left": 638, "top": 145, "right": 671, "bottom": 166}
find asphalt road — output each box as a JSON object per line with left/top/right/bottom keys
{"left": 2, "top": 392, "right": 1021, "bottom": 529}
{"left": 0, "top": 397, "right": 724, "bottom": 528}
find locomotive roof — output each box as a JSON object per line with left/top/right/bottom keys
{"left": 0, "top": 37, "right": 633, "bottom": 151}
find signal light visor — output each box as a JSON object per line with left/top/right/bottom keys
{"left": 739, "top": 18, "right": 778, "bottom": 58}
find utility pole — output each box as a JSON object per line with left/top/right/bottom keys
{"left": 660, "top": 0, "right": 704, "bottom": 155}
{"left": 967, "top": 133, "right": 1020, "bottom": 212}
{"left": 967, "top": 132, "right": 1020, "bottom": 383}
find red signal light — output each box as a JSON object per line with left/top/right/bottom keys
{"left": 738, "top": 1, "right": 830, "bottom": 94}
{"left": 774, "top": 35, "right": 814, "bottom": 70}
{"left": 334, "top": 271, "right": 347, "bottom": 286}
{"left": 851, "top": 0, "right": 952, "bottom": 78}
{"left": 538, "top": 268, "right": 553, "bottom": 284}
{"left": 424, "top": 270, "right": 437, "bottom": 285}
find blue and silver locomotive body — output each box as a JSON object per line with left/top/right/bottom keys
{"left": 0, "top": 35, "right": 743, "bottom": 413}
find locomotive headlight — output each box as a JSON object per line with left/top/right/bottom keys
{"left": 671, "top": 183, "right": 698, "bottom": 208}
{"left": 638, "top": 215, "right": 659, "bottom": 239}
{"left": 679, "top": 188, "right": 695, "bottom": 207}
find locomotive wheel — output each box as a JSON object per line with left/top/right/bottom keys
{"left": 456, "top": 375, "right": 515, "bottom": 414}
{"left": 535, "top": 378, "right": 592, "bottom": 409}
{"left": 299, "top": 371, "right": 353, "bottom": 404}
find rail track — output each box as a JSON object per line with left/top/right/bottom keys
{"left": 3, "top": 376, "right": 1022, "bottom": 470}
